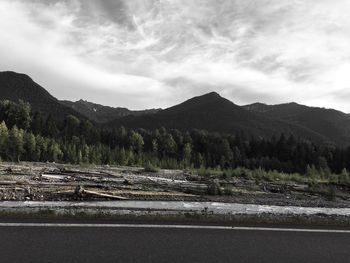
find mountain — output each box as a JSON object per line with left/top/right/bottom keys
{"left": 243, "top": 102, "right": 350, "bottom": 146}
{"left": 2, "top": 70, "right": 350, "bottom": 146}
{"left": 61, "top": 99, "right": 161, "bottom": 123}
{"left": 0, "top": 71, "right": 83, "bottom": 120}
{"left": 107, "top": 92, "right": 328, "bottom": 143}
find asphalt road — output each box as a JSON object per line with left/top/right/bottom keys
{"left": 0, "top": 223, "right": 349, "bottom": 263}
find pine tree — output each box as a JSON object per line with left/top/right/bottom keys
{"left": 48, "top": 141, "right": 63, "bottom": 162}
{"left": 45, "top": 115, "right": 59, "bottom": 138}
{"left": 23, "top": 132, "right": 36, "bottom": 161}
{"left": 0, "top": 121, "right": 9, "bottom": 160}
{"left": 182, "top": 143, "right": 192, "bottom": 167}
{"left": 31, "top": 112, "right": 43, "bottom": 135}
{"left": 8, "top": 126, "right": 24, "bottom": 161}
{"left": 129, "top": 131, "right": 144, "bottom": 154}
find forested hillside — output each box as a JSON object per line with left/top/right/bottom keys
{"left": 2, "top": 71, "right": 350, "bottom": 147}
{"left": 244, "top": 102, "right": 350, "bottom": 146}
{"left": 0, "top": 72, "right": 87, "bottom": 121}
{"left": 1, "top": 99, "right": 350, "bottom": 182}
{"left": 107, "top": 92, "right": 328, "bottom": 144}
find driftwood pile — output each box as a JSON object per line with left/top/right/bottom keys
{"left": 0, "top": 162, "right": 348, "bottom": 207}
{"left": 0, "top": 163, "right": 207, "bottom": 201}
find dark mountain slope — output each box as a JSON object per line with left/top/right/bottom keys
{"left": 2, "top": 70, "right": 348, "bottom": 146}
{"left": 108, "top": 92, "right": 327, "bottom": 143}
{"left": 244, "top": 102, "right": 350, "bottom": 145}
{"left": 0, "top": 71, "right": 83, "bottom": 120}
{"left": 61, "top": 99, "right": 161, "bottom": 123}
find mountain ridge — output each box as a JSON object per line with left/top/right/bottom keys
{"left": 243, "top": 102, "right": 350, "bottom": 145}
{"left": 106, "top": 92, "right": 329, "bottom": 144}
{"left": 1, "top": 71, "right": 350, "bottom": 146}
{"left": 61, "top": 99, "right": 161, "bottom": 123}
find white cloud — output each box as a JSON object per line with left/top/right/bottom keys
{"left": 1, "top": 0, "right": 350, "bottom": 111}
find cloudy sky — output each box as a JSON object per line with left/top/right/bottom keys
{"left": 1, "top": 0, "right": 350, "bottom": 111}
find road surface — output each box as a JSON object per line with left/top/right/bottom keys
{"left": 0, "top": 223, "right": 349, "bottom": 263}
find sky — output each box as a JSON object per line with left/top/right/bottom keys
{"left": 1, "top": 0, "right": 350, "bottom": 111}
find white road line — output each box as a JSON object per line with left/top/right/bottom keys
{"left": 0, "top": 223, "right": 349, "bottom": 233}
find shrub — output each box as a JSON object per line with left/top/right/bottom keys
{"left": 207, "top": 180, "right": 222, "bottom": 195}
{"left": 144, "top": 161, "right": 160, "bottom": 173}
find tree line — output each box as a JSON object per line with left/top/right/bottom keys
{"left": 1, "top": 99, "right": 350, "bottom": 176}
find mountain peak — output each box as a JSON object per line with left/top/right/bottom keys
{"left": 0, "top": 71, "right": 33, "bottom": 81}
{"left": 200, "top": 91, "right": 221, "bottom": 98}
{"left": 187, "top": 91, "right": 226, "bottom": 104}
{"left": 206, "top": 91, "right": 220, "bottom": 96}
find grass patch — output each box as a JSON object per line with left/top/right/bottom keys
{"left": 190, "top": 166, "right": 350, "bottom": 186}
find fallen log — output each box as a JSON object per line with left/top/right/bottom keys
{"left": 74, "top": 186, "right": 128, "bottom": 200}
{"left": 83, "top": 190, "right": 128, "bottom": 200}
{"left": 41, "top": 174, "right": 71, "bottom": 180}
{"left": 0, "top": 181, "right": 22, "bottom": 185}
